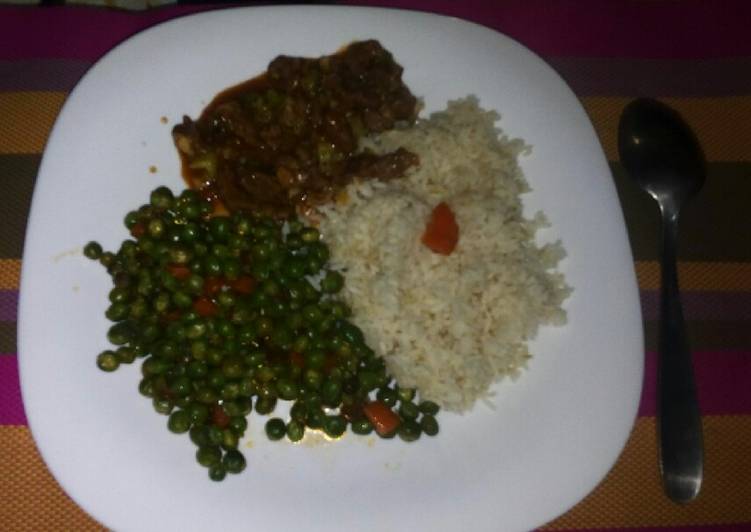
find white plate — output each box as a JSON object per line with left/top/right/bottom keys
{"left": 19, "top": 6, "right": 643, "bottom": 532}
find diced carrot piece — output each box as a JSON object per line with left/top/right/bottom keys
{"left": 166, "top": 264, "right": 191, "bottom": 281}
{"left": 130, "top": 223, "right": 146, "bottom": 238}
{"left": 229, "top": 275, "right": 256, "bottom": 295}
{"left": 363, "top": 401, "right": 401, "bottom": 436}
{"left": 289, "top": 351, "right": 305, "bottom": 369}
{"left": 193, "top": 297, "right": 218, "bottom": 317}
{"left": 421, "top": 201, "right": 459, "bottom": 255}
{"left": 203, "top": 276, "right": 225, "bottom": 297}
{"left": 211, "top": 405, "right": 230, "bottom": 428}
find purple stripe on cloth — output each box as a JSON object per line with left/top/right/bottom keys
{"left": 548, "top": 57, "right": 751, "bottom": 97}
{"left": 3, "top": 1, "right": 751, "bottom": 61}
{"left": 0, "top": 59, "right": 90, "bottom": 92}
{"left": 640, "top": 291, "right": 751, "bottom": 322}
{"left": 0, "top": 5, "right": 220, "bottom": 61}
{"left": 0, "top": 355, "right": 27, "bottom": 425}
{"left": 347, "top": 0, "right": 751, "bottom": 59}
{"left": 0, "top": 290, "right": 18, "bottom": 321}
{"left": 638, "top": 351, "right": 751, "bottom": 417}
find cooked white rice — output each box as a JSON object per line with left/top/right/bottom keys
{"left": 318, "top": 97, "right": 571, "bottom": 412}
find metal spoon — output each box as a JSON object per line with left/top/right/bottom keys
{"left": 618, "top": 98, "right": 705, "bottom": 503}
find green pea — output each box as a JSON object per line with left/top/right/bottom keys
{"left": 309, "top": 242, "right": 330, "bottom": 263}
{"left": 107, "top": 321, "right": 133, "bottom": 345}
{"left": 229, "top": 416, "right": 248, "bottom": 435}
{"left": 399, "top": 401, "right": 420, "bottom": 421}
{"left": 419, "top": 400, "right": 441, "bottom": 416}
{"left": 256, "top": 317, "right": 273, "bottom": 337}
{"left": 305, "top": 407, "right": 326, "bottom": 430}
{"left": 420, "top": 414, "right": 439, "bottom": 436}
{"left": 99, "top": 251, "right": 116, "bottom": 268}
{"left": 116, "top": 346, "right": 136, "bottom": 364}
{"left": 187, "top": 403, "right": 210, "bottom": 425}
{"left": 152, "top": 397, "right": 174, "bottom": 415}
{"left": 196, "top": 446, "right": 222, "bottom": 468}
{"left": 104, "top": 302, "right": 128, "bottom": 321}
{"left": 323, "top": 415, "right": 347, "bottom": 438}
{"left": 351, "top": 418, "right": 374, "bottom": 435}
{"left": 150, "top": 186, "right": 174, "bottom": 209}
{"left": 397, "top": 387, "right": 415, "bottom": 403}
{"left": 265, "top": 418, "right": 286, "bottom": 441}
{"left": 203, "top": 256, "right": 222, "bottom": 276}
{"left": 208, "top": 464, "right": 227, "bottom": 481}
{"left": 358, "top": 371, "right": 380, "bottom": 393}
{"left": 170, "top": 376, "right": 192, "bottom": 397}
{"left": 167, "top": 410, "right": 192, "bottom": 433}
{"left": 320, "top": 270, "right": 344, "bottom": 293}
{"left": 222, "top": 450, "right": 246, "bottom": 474}
{"left": 286, "top": 420, "right": 305, "bottom": 442}
{"left": 276, "top": 378, "right": 298, "bottom": 401}
{"left": 148, "top": 218, "right": 166, "bottom": 239}
{"left": 138, "top": 377, "right": 155, "bottom": 397}
{"left": 398, "top": 419, "right": 422, "bottom": 442}
{"left": 189, "top": 425, "right": 210, "bottom": 447}
{"left": 302, "top": 304, "right": 323, "bottom": 324}
{"left": 300, "top": 227, "right": 319, "bottom": 243}
{"left": 303, "top": 368, "right": 323, "bottom": 390}
{"left": 83, "top": 241, "right": 103, "bottom": 260}
{"left": 255, "top": 396, "right": 277, "bottom": 415}
{"left": 194, "top": 387, "right": 218, "bottom": 405}
{"left": 376, "top": 387, "right": 398, "bottom": 407}
{"left": 290, "top": 401, "right": 307, "bottom": 423}
{"left": 221, "top": 428, "right": 239, "bottom": 450}
{"left": 221, "top": 381, "right": 241, "bottom": 401}
{"left": 321, "top": 379, "right": 342, "bottom": 406}
{"left": 96, "top": 350, "right": 119, "bottom": 372}
{"left": 207, "top": 426, "right": 223, "bottom": 446}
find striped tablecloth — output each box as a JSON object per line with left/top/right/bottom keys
{"left": 2, "top": 2, "right": 750, "bottom": 530}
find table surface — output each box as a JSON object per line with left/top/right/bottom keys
{"left": 2, "top": 2, "right": 750, "bottom": 530}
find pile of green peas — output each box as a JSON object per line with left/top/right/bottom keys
{"left": 84, "top": 187, "right": 439, "bottom": 481}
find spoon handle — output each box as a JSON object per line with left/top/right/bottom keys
{"left": 658, "top": 210, "right": 704, "bottom": 503}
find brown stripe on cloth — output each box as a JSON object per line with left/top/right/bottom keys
{"left": 636, "top": 262, "right": 751, "bottom": 292}
{"left": 0, "top": 426, "right": 105, "bottom": 531}
{"left": 611, "top": 162, "right": 751, "bottom": 262}
{"left": 0, "top": 155, "right": 39, "bottom": 259}
{"left": 583, "top": 96, "right": 751, "bottom": 162}
{"left": 548, "top": 57, "right": 751, "bottom": 97}
{"left": 641, "top": 291, "right": 751, "bottom": 321}
{"left": 644, "top": 321, "right": 751, "bottom": 352}
{"left": 543, "top": 416, "right": 751, "bottom": 529}
{"left": 0, "top": 322, "right": 16, "bottom": 354}
{"left": 0, "top": 92, "right": 66, "bottom": 154}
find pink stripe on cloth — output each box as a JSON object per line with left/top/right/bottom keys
{"left": 549, "top": 525, "right": 751, "bottom": 531}
{"left": 0, "top": 355, "right": 27, "bottom": 425}
{"left": 639, "top": 351, "right": 751, "bottom": 417}
{"left": 2, "top": 1, "right": 751, "bottom": 61}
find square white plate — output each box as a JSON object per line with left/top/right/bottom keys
{"left": 19, "top": 6, "right": 643, "bottom": 532}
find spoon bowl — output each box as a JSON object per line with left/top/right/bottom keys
{"left": 618, "top": 98, "right": 706, "bottom": 504}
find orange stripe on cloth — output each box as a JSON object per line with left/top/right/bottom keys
{"left": 0, "top": 259, "right": 20, "bottom": 290}
{"left": 582, "top": 96, "right": 751, "bottom": 162}
{"left": 0, "top": 92, "right": 67, "bottom": 154}
{"left": 635, "top": 261, "right": 751, "bottom": 291}
{"left": 2, "top": 418, "right": 749, "bottom": 530}
{"left": 0, "top": 426, "right": 105, "bottom": 531}
{"left": 543, "top": 415, "right": 751, "bottom": 529}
